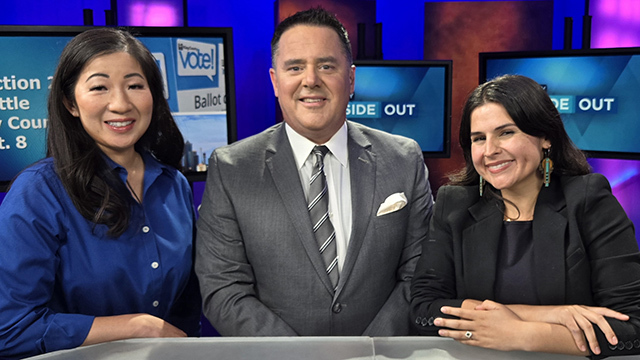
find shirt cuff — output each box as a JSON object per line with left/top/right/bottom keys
{"left": 38, "top": 313, "right": 94, "bottom": 354}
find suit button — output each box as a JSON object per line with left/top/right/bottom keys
{"left": 421, "top": 317, "right": 428, "bottom": 327}
{"left": 428, "top": 317, "right": 435, "bottom": 326}
{"left": 634, "top": 339, "right": 640, "bottom": 348}
{"left": 332, "top": 303, "right": 342, "bottom": 313}
{"left": 415, "top": 317, "right": 422, "bottom": 324}
{"left": 617, "top": 342, "right": 625, "bottom": 350}
{"left": 609, "top": 344, "right": 618, "bottom": 351}
{"left": 625, "top": 341, "right": 633, "bottom": 350}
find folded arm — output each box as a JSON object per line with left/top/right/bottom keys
{"left": 82, "top": 314, "right": 186, "bottom": 347}
{"left": 435, "top": 301, "right": 590, "bottom": 355}
{"left": 436, "top": 299, "right": 629, "bottom": 356}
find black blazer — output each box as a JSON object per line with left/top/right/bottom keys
{"left": 410, "top": 173, "right": 640, "bottom": 358}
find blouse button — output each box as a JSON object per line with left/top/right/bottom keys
{"left": 152, "top": 300, "right": 159, "bottom": 307}
{"left": 151, "top": 262, "right": 159, "bottom": 269}
{"left": 142, "top": 226, "right": 150, "bottom": 233}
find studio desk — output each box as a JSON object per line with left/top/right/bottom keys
{"left": 26, "top": 337, "right": 640, "bottom": 360}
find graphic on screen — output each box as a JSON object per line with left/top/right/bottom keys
{"left": 0, "top": 36, "right": 61, "bottom": 185}
{"left": 349, "top": 61, "right": 451, "bottom": 157}
{"left": 0, "top": 27, "right": 235, "bottom": 186}
{"left": 142, "top": 36, "right": 229, "bottom": 172}
{"left": 481, "top": 49, "right": 640, "bottom": 158}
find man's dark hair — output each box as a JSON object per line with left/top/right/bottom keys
{"left": 271, "top": 7, "right": 353, "bottom": 67}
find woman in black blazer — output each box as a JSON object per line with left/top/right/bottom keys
{"left": 410, "top": 75, "right": 640, "bottom": 358}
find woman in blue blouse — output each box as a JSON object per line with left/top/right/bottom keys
{"left": 0, "top": 28, "right": 200, "bottom": 358}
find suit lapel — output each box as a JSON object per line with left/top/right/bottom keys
{"left": 532, "top": 181, "right": 567, "bottom": 304}
{"left": 463, "top": 199, "right": 503, "bottom": 300}
{"left": 337, "top": 123, "right": 375, "bottom": 296}
{"left": 265, "top": 125, "right": 336, "bottom": 294}
{"left": 462, "top": 182, "right": 568, "bottom": 304}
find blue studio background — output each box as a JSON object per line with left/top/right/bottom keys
{"left": 0, "top": 0, "right": 591, "bottom": 148}
{"left": 1, "top": 0, "right": 639, "bottom": 229}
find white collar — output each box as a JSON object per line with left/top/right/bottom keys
{"left": 285, "top": 122, "right": 349, "bottom": 170}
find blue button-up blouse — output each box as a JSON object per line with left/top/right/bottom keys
{"left": 0, "top": 153, "right": 200, "bottom": 358}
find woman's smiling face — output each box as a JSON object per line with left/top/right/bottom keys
{"left": 470, "top": 102, "right": 550, "bottom": 197}
{"left": 66, "top": 51, "right": 153, "bottom": 159}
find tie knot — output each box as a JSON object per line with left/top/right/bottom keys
{"left": 313, "top": 145, "right": 330, "bottom": 158}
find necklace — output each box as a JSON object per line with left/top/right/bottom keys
{"left": 125, "top": 179, "right": 142, "bottom": 204}
{"left": 503, "top": 213, "right": 534, "bottom": 222}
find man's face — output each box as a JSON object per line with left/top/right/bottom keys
{"left": 270, "top": 25, "right": 355, "bottom": 144}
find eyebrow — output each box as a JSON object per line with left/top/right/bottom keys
{"left": 282, "top": 56, "right": 338, "bottom": 68}
{"left": 85, "top": 72, "right": 145, "bottom": 81}
{"left": 316, "top": 56, "right": 338, "bottom": 63}
{"left": 470, "top": 123, "right": 517, "bottom": 137}
{"left": 282, "top": 59, "right": 305, "bottom": 68}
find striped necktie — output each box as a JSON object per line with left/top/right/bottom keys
{"left": 309, "top": 145, "right": 339, "bottom": 290}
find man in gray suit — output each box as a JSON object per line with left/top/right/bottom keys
{"left": 195, "top": 7, "right": 433, "bottom": 336}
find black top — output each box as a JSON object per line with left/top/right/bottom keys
{"left": 494, "top": 221, "right": 540, "bottom": 305}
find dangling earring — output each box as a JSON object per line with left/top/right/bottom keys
{"left": 479, "top": 175, "right": 485, "bottom": 197}
{"left": 540, "top": 147, "right": 554, "bottom": 187}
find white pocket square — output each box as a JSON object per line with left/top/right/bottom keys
{"left": 376, "top": 192, "right": 407, "bottom": 216}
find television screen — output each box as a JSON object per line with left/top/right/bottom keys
{"left": 479, "top": 47, "right": 640, "bottom": 159}
{"left": 349, "top": 60, "right": 452, "bottom": 157}
{"left": 0, "top": 25, "right": 237, "bottom": 191}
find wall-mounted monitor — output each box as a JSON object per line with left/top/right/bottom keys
{"left": 350, "top": 60, "right": 452, "bottom": 158}
{"left": 0, "top": 25, "right": 237, "bottom": 192}
{"left": 479, "top": 47, "right": 640, "bottom": 160}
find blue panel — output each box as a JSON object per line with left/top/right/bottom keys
{"left": 187, "top": 0, "right": 276, "bottom": 141}
{"left": 350, "top": 61, "right": 450, "bottom": 155}
{"left": 484, "top": 52, "right": 640, "bottom": 156}
{"left": 1, "top": 0, "right": 111, "bottom": 25}
{"left": 377, "top": 0, "right": 423, "bottom": 60}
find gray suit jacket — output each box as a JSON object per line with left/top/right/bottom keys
{"left": 196, "top": 121, "right": 433, "bottom": 336}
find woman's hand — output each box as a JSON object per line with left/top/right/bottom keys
{"left": 434, "top": 300, "right": 528, "bottom": 352}
{"left": 525, "top": 304, "right": 628, "bottom": 354}
{"left": 83, "top": 314, "right": 186, "bottom": 346}
{"left": 436, "top": 300, "right": 629, "bottom": 356}
{"left": 125, "top": 314, "right": 187, "bottom": 338}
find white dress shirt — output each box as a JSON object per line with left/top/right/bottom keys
{"left": 285, "top": 122, "right": 352, "bottom": 273}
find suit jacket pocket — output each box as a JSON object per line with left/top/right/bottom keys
{"left": 374, "top": 206, "right": 407, "bottom": 229}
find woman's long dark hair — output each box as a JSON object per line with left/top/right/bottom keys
{"left": 450, "top": 74, "right": 591, "bottom": 200}
{"left": 47, "top": 27, "right": 184, "bottom": 237}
